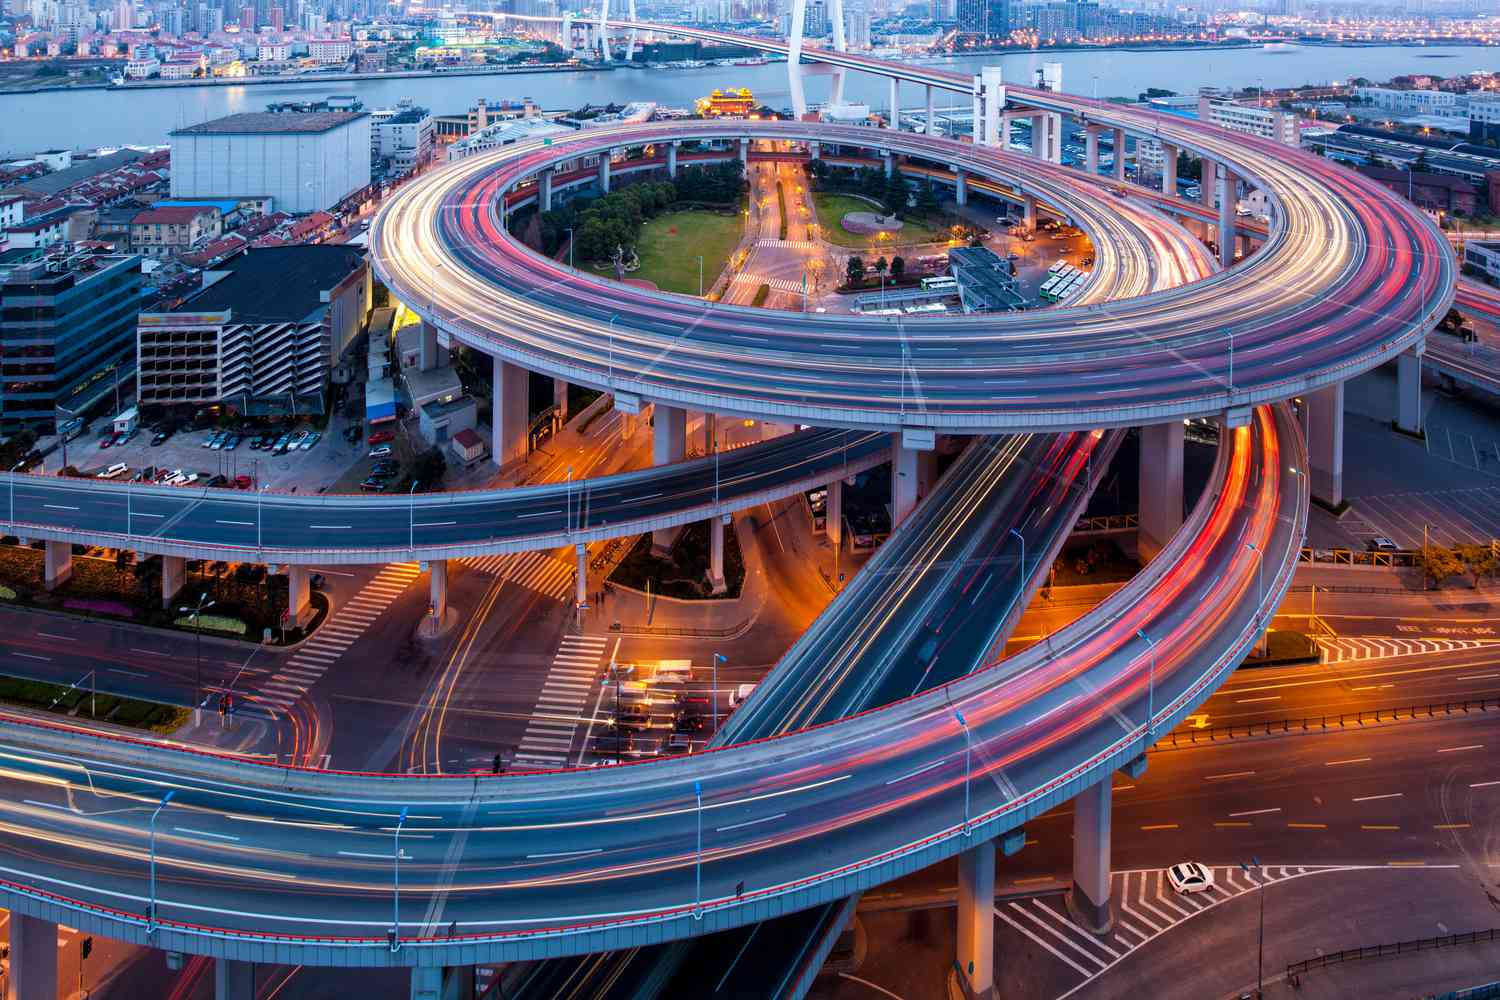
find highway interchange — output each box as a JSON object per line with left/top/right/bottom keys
{"left": 0, "top": 26, "right": 1472, "bottom": 991}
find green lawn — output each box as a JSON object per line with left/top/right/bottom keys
{"left": 589, "top": 209, "right": 745, "bottom": 296}
{"left": 812, "top": 192, "right": 954, "bottom": 249}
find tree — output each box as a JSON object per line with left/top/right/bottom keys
{"left": 913, "top": 180, "right": 941, "bottom": 217}
{"left": 883, "top": 166, "right": 910, "bottom": 216}
{"left": 874, "top": 256, "right": 888, "bottom": 276}
{"left": 1420, "top": 544, "right": 1464, "bottom": 587}
{"left": 413, "top": 446, "right": 447, "bottom": 489}
{"left": 890, "top": 256, "right": 905, "bottom": 280}
{"left": 1458, "top": 543, "right": 1499, "bottom": 588}
{"left": 114, "top": 549, "right": 133, "bottom": 591}
{"left": 846, "top": 256, "right": 865, "bottom": 286}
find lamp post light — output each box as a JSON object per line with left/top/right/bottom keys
{"left": 148, "top": 789, "right": 176, "bottom": 933}
{"left": 712, "top": 652, "right": 725, "bottom": 731}
{"left": 178, "top": 593, "right": 215, "bottom": 724}
{"left": 392, "top": 805, "right": 409, "bottom": 952}
{"left": 9, "top": 460, "right": 24, "bottom": 526}
{"left": 955, "top": 708, "right": 972, "bottom": 835}
{"left": 1136, "top": 628, "right": 1157, "bottom": 737}
{"left": 1240, "top": 857, "right": 1265, "bottom": 999}
{"left": 693, "top": 780, "right": 704, "bottom": 919}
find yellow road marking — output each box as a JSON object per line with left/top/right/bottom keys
{"left": 1214, "top": 821, "right": 1252, "bottom": 828}
{"left": 1287, "top": 822, "right": 1328, "bottom": 829}
{"left": 1141, "top": 824, "right": 1179, "bottom": 831}
{"left": 1361, "top": 825, "right": 1399, "bottom": 831}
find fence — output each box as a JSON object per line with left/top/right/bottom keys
{"left": 1162, "top": 698, "right": 1500, "bottom": 747}
{"left": 1286, "top": 929, "right": 1500, "bottom": 980}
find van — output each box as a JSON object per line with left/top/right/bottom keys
{"left": 653, "top": 660, "right": 693, "bottom": 683}
{"left": 96, "top": 462, "right": 128, "bottom": 479}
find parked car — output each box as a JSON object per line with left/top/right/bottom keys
{"left": 368, "top": 429, "right": 395, "bottom": 445}
{"left": 98, "top": 434, "right": 115, "bottom": 450}
{"left": 1367, "top": 536, "right": 1399, "bottom": 552}
{"left": 359, "top": 477, "right": 387, "bottom": 492}
{"left": 96, "top": 462, "right": 129, "bottom": 480}
{"left": 287, "top": 431, "right": 308, "bottom": 449}
{"left": 222, "top": 433, "right": 241, "bottom": 450}
{"left": 202, "top": 431, "right": 220, "bottom": 449}
{"left": 1167, "top": 862, "right": 1215, "bottom": 894}
{"left": 368, "top": 445, "right": 392, "bottom": 459}
{"left": 205, "top": 474, "right": 229, "bottom": 488}
{"left": 150, "top": 429, "right": 171, "bottom": 446}
{"left": 233, "top": 474, "right": 254, "bottom": 490}
{"left": 299, "top": 432, "right": 321, "bottom": 451}
{"left": 271, "top": 434, "right": 292, "bottom": 454}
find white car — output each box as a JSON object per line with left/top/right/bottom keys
{"left": 1167, "top": 862, "right": 1215, "bottom": 894}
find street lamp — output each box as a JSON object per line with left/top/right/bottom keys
{"left": 1136, "top": 628, "right": 1157, "bottom": 737}
{"left": 1240, "top": 857, "right": 1265, "bottom": 999}
{"left": 697, "top": 255, "right": 704, "bottom": 297}
{"left": 392, "top": 805, "right": 409, "bottom": 952}
{"left": 148, "top": 789, "right": 176, "bottom": 933}
{"left": 178, "top": 592, "right": 215, "bottom": 723}
{"left": 955, "top": 708, "right": 972, "bottom": 835}
{"left": 565, "top": 227, "right": 575, "bottom": 269}
{"left": 409, "top": 480, "right": 420, "bottom": 551}
{"left": 9, "top": 460, "right": 24, "bottom": 525}
{"left": 693, "top": 780, "right": 704, "bottom": 919}
{"left": 1008, "top": 527, "right": 1025, "bottom": 617}
{"left": 711, "top": 652, "right": 725, "bottom": 731}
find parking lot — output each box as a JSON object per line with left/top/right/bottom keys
{"left": 45, "top": 408, "right": 369, "bottom": 494}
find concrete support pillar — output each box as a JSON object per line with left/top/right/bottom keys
{"left": 215, "top": 959, "right": 255, "bottom": 1000}
{"left": 161, "top": 554, "right": 185, "bottom": 608}
{"left": 808, "top": 141, "right": 820, "bottom": 160}
{"left": 492, "top": 358, "right": 528, "bottom": 467}
{"left": 553, "top": 377, "right": 568, "bottom": 425}
{"left": 925, "top": 83, "right": 935, "bottom": 134}
{"left": 826, "top": 477, "right": 843, "bottom": 545}
{"left": 429, "top": 559, "right": 447, "bottom": 621}
{"left": 539, "top": 171, "right": 553, "bottom": 212}
{"left": 1397, "top": 344, "right": 1425, "bottom": 437}
{"left": 738, "top": 138, "right": 749, "bottom": 165}
{"left": 575, "top": 543, "right": 587, "bottom": 609}
{"left": 419, "top": 321, "right": 446, "bottom": 372}
{"left": 1068, "top": 780, "right": 1113, "bottom": 934}
{"left": 1201, "top": 160, "right": 1217, "bottom": 209}
{"left": 6, "top": 914, "right": 58, "bottom": 1000}
{"left": 43, "top": 539, "right": 71, "bottom": 589}
{"left": 702, "top": 411, "right": 716, "bottom": 453}
{"left": 288, "top": 564, "right": 311, "bottom": 625}
{"left": 1217, "top": 167, "right": 1236, "bottom": 268}
{"left": 1023, "top": 194, "right": 1037, "bottom": 231}
{"left": 955, "top": 838, "right": 996, "bottom": 1000}
{"left": 598, "top": 152, "right": 612, "bottom": 194}
{"left": 709, "top": 514, "right": 727, "bottom": 594}
{"left": 410, "top": 967, "right": 473, "bottom": 1000}
{"left": 888, "top": 76, "right": 899, "bottom": 129}
{"left": 1161, "top": 142, "right": 1177, "bottom": 196}
{"left": 667, "top": 141, "right": 678, "bottom": 177}
{"left": 1137, "top": 421, "right": 1185, "bottom": 563}
{"left": 1084, "top": 126, "right": 1100, "bottom": 175}
{"left": 1306, "top": 382, "right": 1344, "bottom": 509}
{"left": 1032, "top": 113, "right": 1046, "bottom": 159}
{"left": 891, "top": 437, "right": 919, "bottom": 527}
{"left": 882, "top": 152, "right": 892, "bottom": 178}
{"left": 653, "top": 405, "right": 686, "bottom": 551}
{"left": 954, "top": 168, "right": 967, "bottom": 206}
{"left": 1113, "top": 128, "right": 1126, "bottom": 180}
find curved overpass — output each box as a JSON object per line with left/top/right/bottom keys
{"left": 0, "top": 405, "right": 1302, "bottom": 967}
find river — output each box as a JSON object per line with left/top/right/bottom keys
{"left": 2, "top": 42, "right": 1498, "bottom": 156}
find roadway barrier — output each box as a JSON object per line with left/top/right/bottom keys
{"left": 1286, "top": 928, "right": 1500, "bottom": 982}
{"left": 1435, "top": 982, "right": 1500, "bottom": 1000}
{"left": 1161, "top": 697, "right": 1500, "bottom": 747}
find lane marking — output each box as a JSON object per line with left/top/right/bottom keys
{"left": 1361, "top": 825, "right": 1400, "bottom": 831}
{"left": 308, "top": 524, "right": 351, "bottom": 530}
{"left": 1229, "top": 807, "right": 1281, "bottom": 817}
{"left": 1325, "top": 757, "right": 1371, "bottom": 766}
{"left": 716, "top": 812, "right": 786, "bottom": 834}
{"left": 12, "top": 653, "right": 49, "bottom": 662}
{"left": 1204, "top": 771, "right": 1254, "bottom": 781}
{"left": 36, "top": 633, "right": 75, "bottom": 642}
{"left": 1352, "top": 793, "right": 1403, "bottom": 803}
{"left": 215, "top": 519, "right": 253, "bottom": 527}
{"left": 1287, "top": 823, "right": 1328, "bottom": 829}
{"left": 1214, "top": 821, "right": 1252, "bottom": 828}
{"left": 1438, "top": 745, "right": 1484, "bottom": 754}
{"left": 1235, "top": 696, "right": 1281, "bottom": 704}
{"left": 174, "top": 826, "right": 240, "bottom": 842}
{"left": 526, "top": 848, "right": 602, "bottom": 860}
{"left": 42, "top": 504, "right": 79, "bottom": 511}
{"left": 1434, "top": 823, "right": 1472, "bottom": 830}
{"left": 1140, "top": 824, "right": 1178, "bottom": 831}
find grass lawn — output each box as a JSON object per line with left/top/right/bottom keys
{"left": 812, "top": 192, "right": 954, "bottom": 249}
{"left": 589, "top": 209, "right": 744, "bottom": 296}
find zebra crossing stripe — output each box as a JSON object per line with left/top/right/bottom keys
{"left": 995, "top": 906, "right": 1093, "bottom": 977}
{"left": 1317, "top": 637, "right": 1499, "bottom": 664}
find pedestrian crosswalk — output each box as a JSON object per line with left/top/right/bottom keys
{"left": 254, "top": 564, "right": 420, "bottom": 711}
{"left": 755, "top": 238, "right": 817, "bottom": 251}
{"left": 459, "top": 550, "right": 574, "bottom": 602}
{"left": 1002, "top": 865, "right": 1351, "bottom": 997}
{"left": 1316, "top": 636, "right": 1499, "bottom": 664}
{"left": 511, "top": 633, "right": 610, "bottom": 771}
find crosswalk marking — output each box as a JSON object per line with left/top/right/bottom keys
{"left": 1316, "top": 636, "right": 1500, "bottom": 664}
{"left": 458, "top": 549, "right": 574, "bottom": 602}
{"left": 252, "top": 564, "right": 420, "bottom": 711}
{"left": 996, "top": 865, "right": 1370, "bottom": 999}
{"left": 754, "top": 238, "right": 816, "bottom": 250}
{"left": 511, "top": 633, "right": 610, "bottom": 770}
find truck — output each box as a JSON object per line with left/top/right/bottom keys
{"left": 1438, "top": 307, "right": 1477, "bottom": 343}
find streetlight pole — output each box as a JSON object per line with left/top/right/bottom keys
{"left": 1240, "top": 857, "right": 1265, "bottom": 998}
{"left": 1008, "top": 526, "right": 1025, "bottom": 615}
{"left": 409, "top": 480, "right": 420, "bottom": 551}
{"left": 712, "top": 652, "right": 725, "bottom": 731}
{"left": 693, "top": 780, "right": 703, "bottom": 919}
{"left": 1136, "top": 628, "right": 1156, "bottom": 736}
{"left": 697, "top": 255, "right": 704, "bottom": 297}
{"left": 392, "top": 805, "right": 409, "bottom": 952}
{"left": 178, "top": 592, "right": 215, "bottom": 724}
{"left": 566, "top": 227, "right": 575, "bottom": 269}
{"left": 955, "top": 709, "right": 971, "bottom": 835}
{"left": 148, "top": 789, "right": 175, "bottom": 933}
{"left": 9, "top": 460, "right": 24, "bottom": 525}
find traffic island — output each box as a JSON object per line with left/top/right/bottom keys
{"left": 609, "top": 521, "right": 746, "bottom": 600}
{"left": 0, "top": 675, "right": 188, "bottom": 733}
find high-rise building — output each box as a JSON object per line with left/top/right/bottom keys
{"left": 113, "top": 0, "right": 131, "bottom": 29}
{"left": 269, "top": 6, "right": 283, "bottom": 28}
{"left": 957, "top": 0, "right": 1008, "bottom": 38}
{"left": 0, "top": 253, "right": 142, "bottom": 433}
{"left": 238, "top": 5, "right": 255, "bottom": 29}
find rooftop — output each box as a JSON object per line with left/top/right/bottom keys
{"left": 168, "top": 245, "right": 365, "bottom": 323}
{"left": 133, "top": 205, "right": 218, "bottom": 225}
{"left": 170, "top": 111, "right": 368, "bottom": 137}
{"left": 2, "top": 149, "right": 148, "bottom": 198}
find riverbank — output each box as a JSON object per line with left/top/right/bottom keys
{"left": 107, "top": 60, "right": 606, "bottom": 92}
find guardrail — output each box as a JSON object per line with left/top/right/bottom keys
{"left": 1162, "top": 698, "right": 1500, "bottom": 747}
{"left": 1436, "top": 981, "right": 1500, "bottom": 1000}
{"left": 1286, "top": 928, "right": 1500, "bottom": 980}
{"left": 1072, "top": 512, "right": 1138, "bottom": 534}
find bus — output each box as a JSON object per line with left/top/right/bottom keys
{"left": 920, "top": 275, "right": 958, "bottom": 292}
